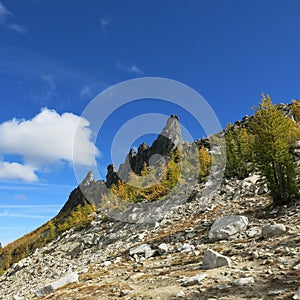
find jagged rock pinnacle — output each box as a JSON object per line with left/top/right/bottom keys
{"left": 150, "top": 114, "right": 182, "bottom": 156}
{"left": 116, "top": 115, "right": 182, "bottom": 184}
{"left": 106, "top": 164, "right": 121, "bottom": 187}
{"left": 81, "top": 171, "right": 94, "bottom": 187}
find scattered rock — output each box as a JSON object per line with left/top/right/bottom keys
{"left": 180, "top": 243, "right": 195, "bottom": 253}
{"left": 103, "top": 260, "right": 111, "bottom": 267}
{"left": 293, "top": 287, "right": 300, "bottom": 300}
{"left": 158, "top": 243, "right": 169, "bottom": 254}
{"left": 246, "top": 228, "right": 259, "bottom": 238}
{"left": 0, "top": 167, "right": 299, "bottom": 300}
{"left": 216, "top": 283, "right": 230, "bottom": 290}
{"left": 119, "top": 290, "right": 130, "bottom": 297}
{"left": 12, "top": 296, "right": 24, "bottom": 300}
{"left": 129, "top": 244, "right": 152, "bottom": 256}
{"left": 176, "top": 290, "right": 185, "bottom": 297}
{"left": 69, "top": 243, "right": 84, "bottom": 258}
{"left": 34, "top": 272, "right": 79, "bottom": 296}
{"left": 268, "top": 290, "right": 285, "bottom": 296}
{"left": 145, "top": 249, "right": 157, "bottom": 259}
{"left": 262, "top": 224, "right": 286, "bottom": 239}
{"left": 293, "top": 263, "right": 300, "bottom": 270}
{"left": 202, "top": 249, "right": 231, "bottom": 270}
{"left": 232, "top": 277, "right": 255, "bottom": 286}
{"left": 208, "top": 215, "right": 248, "bottom": 241}
{"left": 182, "top": 273, "right": 207, "bottom": 287}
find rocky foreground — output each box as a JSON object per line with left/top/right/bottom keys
{"left": 1, "top": 174, "right": 300, "bottom": 300}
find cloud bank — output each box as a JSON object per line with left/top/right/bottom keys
{"left": 0, "top": 108, "right": 99, "bottom": 182}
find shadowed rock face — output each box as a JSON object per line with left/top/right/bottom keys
{"left": 150, "top": 114, "right": 182, "bottom": 156}
{"left": 57, "top": 187, "right": 87, "bottom": 219}
{"left": 106, "top": 164, "right": 121, "bottom": 188}
{"left": 117, "top": 115, "right": 182, "bottom": 184}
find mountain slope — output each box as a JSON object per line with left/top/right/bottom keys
{"left": 0, "top": 174, "right": 299, "bottom": 299}
{"left": 1, "top": 103, "right": 300, "bottom": 299}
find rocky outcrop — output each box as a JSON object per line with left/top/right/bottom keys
{"left": 58, "top": 172, "right": 108, "bottom": 217}
{"left": 57, "top": 187, "right": 88, "bottom": 219}
{"left": 57, "top": 115, "right": 184, "bottom": 216}
{"left": 105, "top": 164, "right": 121, "bottom": 187}
{"left": 117, "top": 115, "right": 182, "bottom": 184}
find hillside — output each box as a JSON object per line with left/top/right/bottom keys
{"left": 1, "top": 99, "right": 300, "bottom": 299}
{"left": 0, "top": 175, "right": 299, "bottom": 299}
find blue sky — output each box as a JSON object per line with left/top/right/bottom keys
{"left": 0, "top": 0, "right": 300, "bottom": 245}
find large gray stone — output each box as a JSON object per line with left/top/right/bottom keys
{"left": 35, "top": 272, "right": 79, "bottom": 296}
{"left": 129, "top": 244, "right": 152, "bottom": 256}
{"left": 262, "top": 224, "right": 286, "bottom": 239}
{"left": 208, "top": 215, "right": 248, "bottom": 241}
{"left": 202, "top": 249, "right": 231, "bottom": 270}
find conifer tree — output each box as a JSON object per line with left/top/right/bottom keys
{"left": 250, "top": 94, "right": 299, "bottom": 205}
{"left": 225, "top": 124, "right": 253, "bottom": 179}
{"left": 199, "top": 145, "right": 211, "bottom": 182}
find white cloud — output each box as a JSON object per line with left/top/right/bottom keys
{"left": 117, "top": 62, "right": 144, "bottom": 75}
{"left": 0, "top": 162, "right": 37, "bottom": 182}
{"left": 0, "top": 1, "right": 26, "bottom": 34}
{"left": 0, "top": 108, "right": 100, "bottom": 182}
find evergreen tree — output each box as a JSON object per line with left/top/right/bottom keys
{"left": 250, "top": 94, "right": 299, "bottom": 205}
{"left": 225, "top": 124, "right": 253, "bottom": 179}
{"left": 199, "top": 145, "right": 211, "bottom": 182}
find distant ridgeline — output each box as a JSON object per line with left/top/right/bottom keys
{"left": 1, "top": 99, "right": 300, "bottom": 274}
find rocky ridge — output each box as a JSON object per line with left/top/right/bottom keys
{"left": 58, "top": 115, "right": 183, "bottom": 218}
{"left": 1, "top": 173, "right": 299, "bottom": 300}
